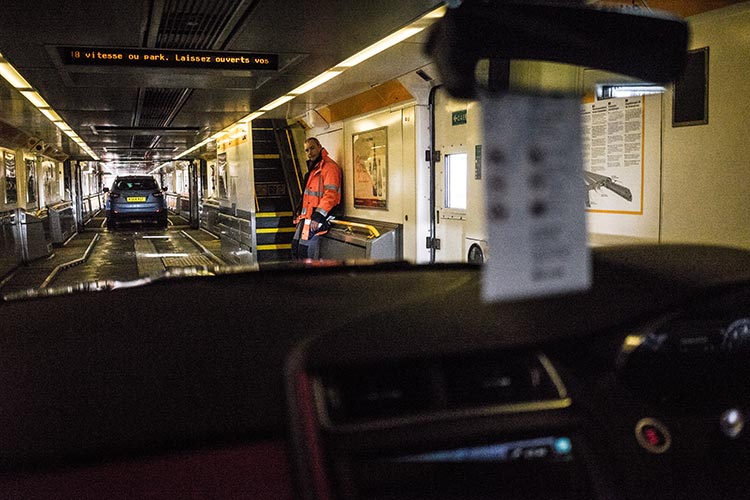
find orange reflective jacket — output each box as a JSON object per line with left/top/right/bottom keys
{"left": 300, "top": 148, "right": 342, "bottom": 224}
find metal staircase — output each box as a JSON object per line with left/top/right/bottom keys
{"left": 252, "top": 119, "right": 302, "bottom": 263}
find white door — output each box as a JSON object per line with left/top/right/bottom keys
{"left": 434, "top": 150, "right": 468, "bottom": 262}
{"left": 433, "top": 88, "right": 470, "bottom": 263}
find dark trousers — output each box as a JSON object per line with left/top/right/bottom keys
{"left": 291, "top": 220, "right": 322, "bottom": 260}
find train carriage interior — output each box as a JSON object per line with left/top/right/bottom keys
{"left": 2, "top": 0, "right": 750, "bottom": 499}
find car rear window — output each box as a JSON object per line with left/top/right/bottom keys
{"left": 114, "top": 179, "right": 158, "bottom": 191}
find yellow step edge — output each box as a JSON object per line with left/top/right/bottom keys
{"left": 257, "top": 243, "right": 292, "bottom": 251}
{"left": 257, "top": 211, "right": 294, "bottom": 217}
{"left": 253, "top": 154, "right": 280, "bottom": 159}
{"left": 257, "top": 227, "right": 296, "bottom": 234}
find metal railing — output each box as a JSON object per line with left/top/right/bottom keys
{"left": 81, "top": 193, "right": 105, "bottom": 223}
{"left": 215, "top": 211, "right": 257, "bottom": 266}
{"left": 329, "top": 220, "right": 381, "bottom": 239}
{"left": 320, "top": 218, "right": 402, "bottom": 261}
{"left": 0, "top": 210, "right": 20, "bottom": 279}
{"left": 165, "top": 193, "right": 191, "bottom": 219}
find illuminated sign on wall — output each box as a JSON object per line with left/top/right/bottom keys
{"left": 451, "top": 109, "right": 467, "bottom": 126}
{"left": 61, "top": 47, "right": 278, "bottom": 71}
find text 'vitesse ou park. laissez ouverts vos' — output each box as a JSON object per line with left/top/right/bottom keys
{"left": 70, "top": 50, "right": 271, "bottom": 65}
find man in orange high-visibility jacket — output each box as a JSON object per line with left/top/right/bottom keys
{"left": 292, "top": 137, "right": 343, "bottom": 259}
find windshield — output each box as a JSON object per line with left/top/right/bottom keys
{"left": 113, "top": 178, "right": 160, "bottom": 191}
{"left": 4, "top": 3, "right": 750, "bottom": 499}
{"left": 0, "top": 1, "right": 747, "bottom": 297}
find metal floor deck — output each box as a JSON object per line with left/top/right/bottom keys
{"left": 0, "top": 212, "right": 224, "bottom": 299}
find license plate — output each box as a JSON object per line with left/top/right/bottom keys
{"left": 127, "top": 196, "right": 146, "bottom": 202}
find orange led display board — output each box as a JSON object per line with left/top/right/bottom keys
{"left": 61, "top": 47, "right": 278, "bottom": 70}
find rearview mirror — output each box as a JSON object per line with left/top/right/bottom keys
{"left": 426, "top": 1, "right": 689, "bottom": 98}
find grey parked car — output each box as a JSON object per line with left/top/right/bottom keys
{"left": 105, "top": 175, "right": 168, "bottom": 230}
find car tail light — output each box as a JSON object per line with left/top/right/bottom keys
{"left": 153, "top": 191, "right": 163, "bottom": 197}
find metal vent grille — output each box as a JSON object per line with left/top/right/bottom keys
{"left": 131, "top": 135, "right": 157, "bottom": 150}
{"left": 139, "top": 88, "right": 192, "bottom": 128}
{"left": 155, "top": 0, "right": 253, "bottom": 50}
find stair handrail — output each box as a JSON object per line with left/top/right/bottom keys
{"left": 329, "top": 220, "right": 380, "bottom": 239}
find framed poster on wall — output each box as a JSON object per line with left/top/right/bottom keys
{"left": 3, "top": 151, "right": 17, "bottom": 204}
{"left": 217, "top": 152, "right": 228, "bottom": 199}
{"left": 26, "top": 158, "right": 37, "bottom": 204}
{"left": 353, "top": 127, "right": 388, "bottom": 209}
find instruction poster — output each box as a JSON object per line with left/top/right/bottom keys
{"left": 581, "top": 97, "right": 643, "bottom": 213}
{"left": 353, "top": 127, "right": 388, "bottom": 209}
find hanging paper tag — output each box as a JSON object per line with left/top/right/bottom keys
{"left": 480, "top": 93, "right": 590, "bottom": 302}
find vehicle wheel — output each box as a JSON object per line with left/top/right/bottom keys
{"left": 467, "top": 244, "right": 484, "bottom": 264}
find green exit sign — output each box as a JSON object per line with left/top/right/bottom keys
{"left": 452, "top": 110, "right": 467, "bottom": 126}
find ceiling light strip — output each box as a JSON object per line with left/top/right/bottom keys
{"left": 0, "top": 52, "right": 99, "bottom": 160}
{"left": 0, "top": 59, "right": 32, "bottom": 88}
{"left": 175, "top": 4, "right": 446, "bottom": 160}
{"left": 19, "top": 90, "right": 50, "bottom": 108}
{"left": 338, "top": 27, "right": 424, "bottom": 68}
{"left": 289, "top": 70, "right": 343, "bottom": 96}
{"left": 174, "top": 138, "right": 212, "bottom": 159}
{"left": 259, "top": 94, "right": 296, "bottom": 112}
{"left": 39, "top": 108, "right": 62, "bottom": 122}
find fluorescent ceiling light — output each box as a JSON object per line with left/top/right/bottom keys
{"left": 1, "top": 55, "right": 101, "bottom": 161}
{"left": 338, "top": 27, "right": 424, "bottom": 68}
{"left": 259, "top": 94, "right": 295, "bottom": 112}
{"left": 238, "top": 111, "right": 265, "bottom": 123}
{"left": 54, "top": 122, "right": 74, "bottom": 132}
{"left": 39, "top": 108, "right": 62, "bottom": 122}
{"left": 19, "top": 90, "right": 49, "bottom": 108}
{"left": 148, "top": 162, "right": 170, "bottom": 174}
{"left": 290, "top": 70, "right": 343, "bottom": 95}
{"left": 424, "top": 5, "right": 447, "bottom": 18}
{"left": 175, "top": 138, "right": 211, "bottom": 159}
{"left": 337, "top": 6, "right": 444, "bottom": 68}
{"left": 0, "top": 60, "right": 32, "bottom": 88}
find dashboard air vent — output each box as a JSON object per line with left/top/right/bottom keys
{"left": 313, "top": 353, "right": 568, "bottom": 427}
{"left": 317, "top": 361, "right": 437, "bottom": 425}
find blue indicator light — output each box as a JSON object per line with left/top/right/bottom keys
{"left": 554, "top": 437, "right": 572, "bottom": 455}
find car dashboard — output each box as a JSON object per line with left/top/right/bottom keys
{"left": 2, "top": 244, "right": 750, "bottom": 499}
